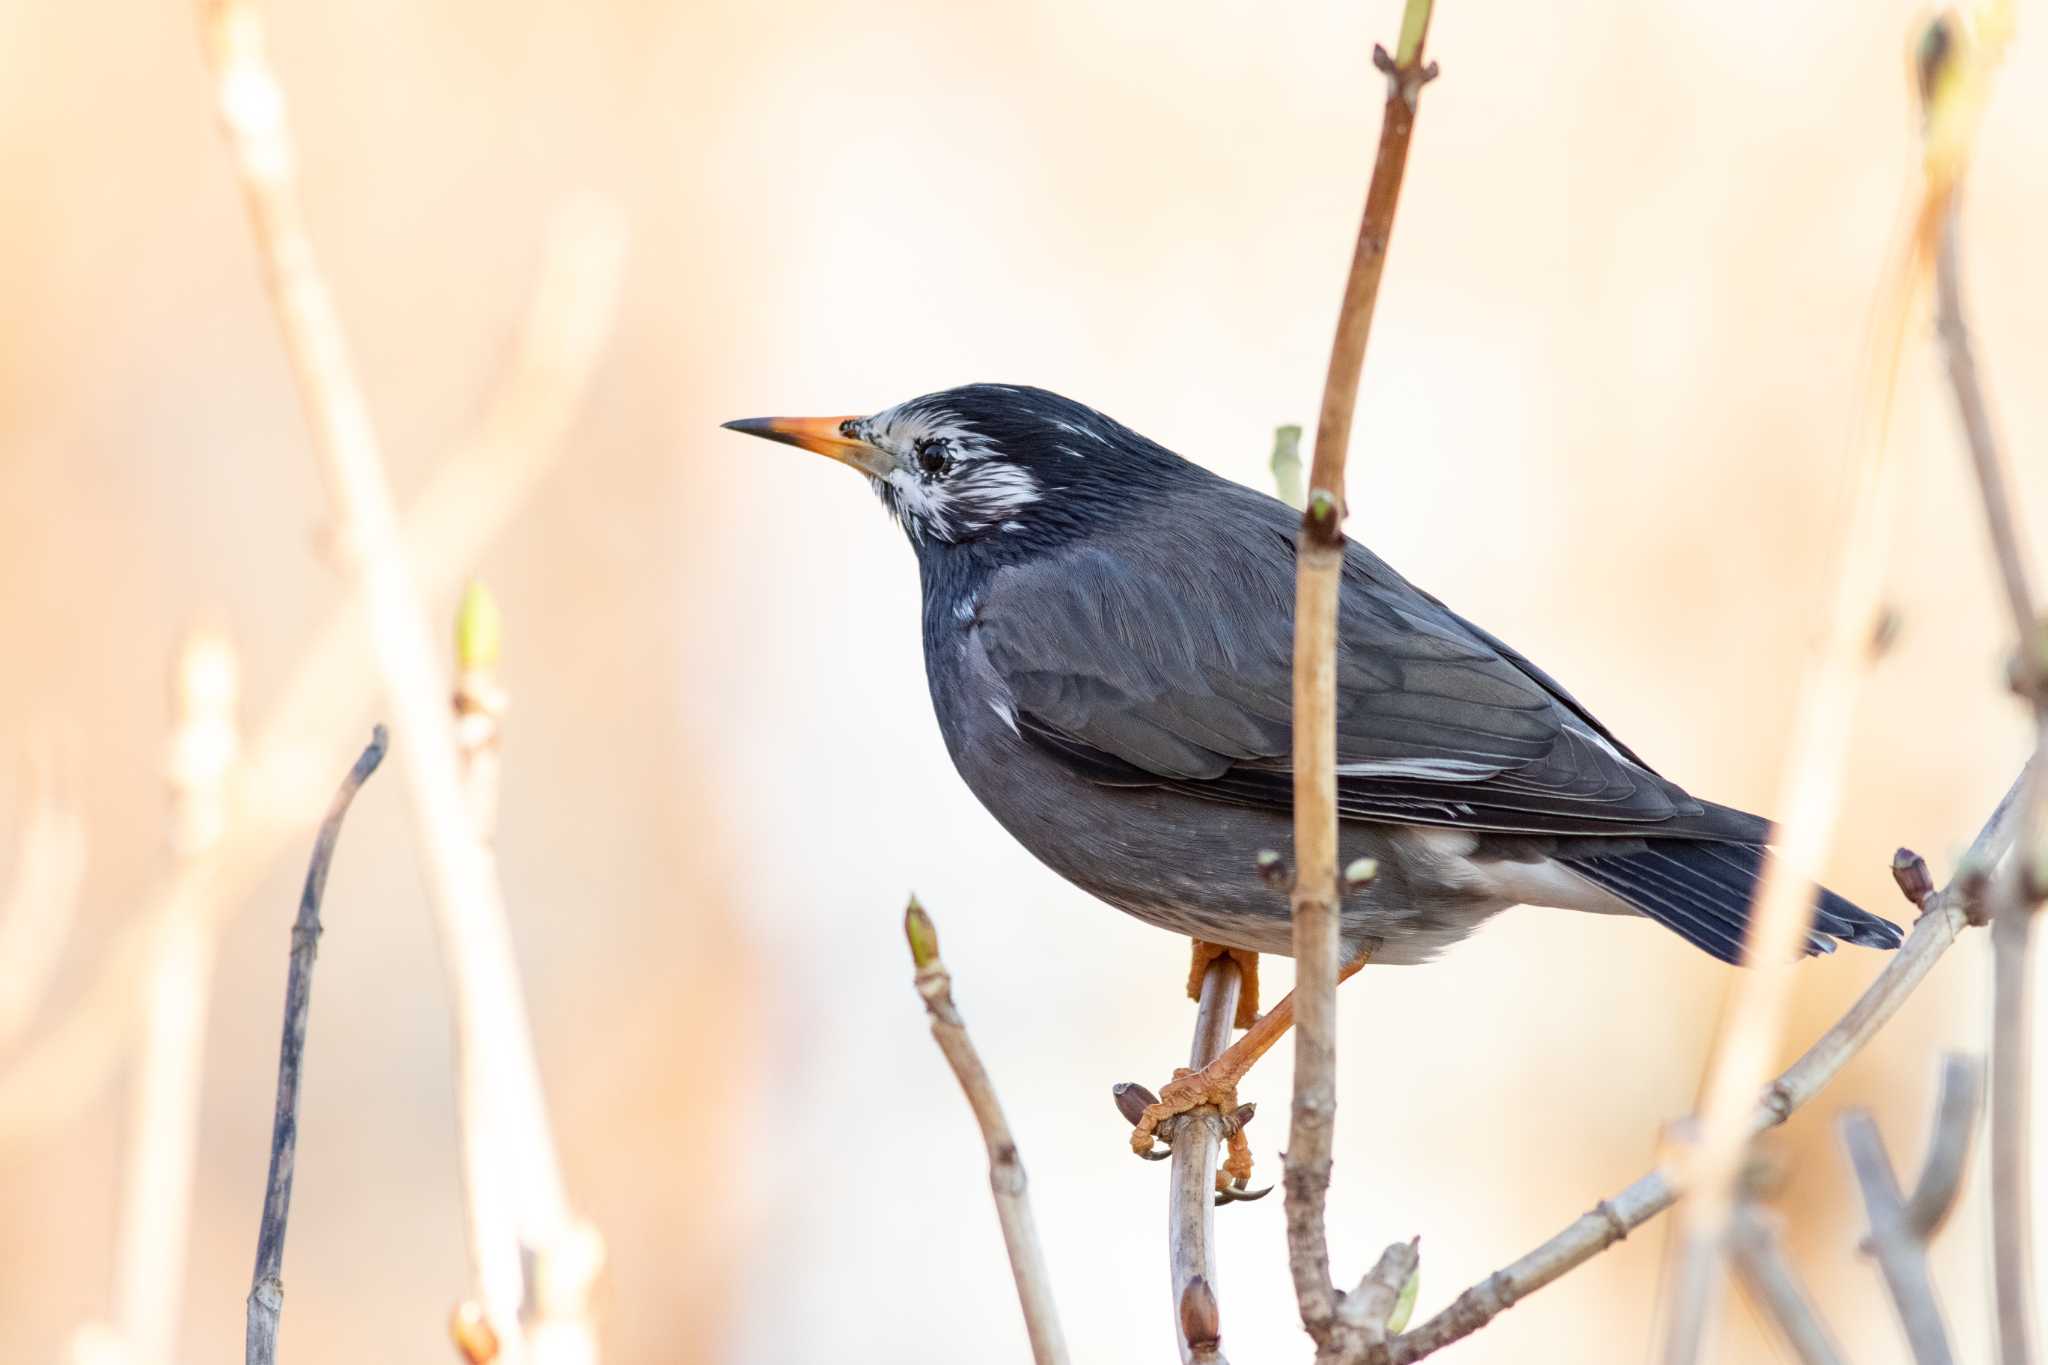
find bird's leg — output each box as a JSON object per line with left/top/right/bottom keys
{"left": 1131, "top": 947, "right": 1372, "bottom": 1185}
{"left": 1184, "top": 939, "right": 1261, "bottom": 1027}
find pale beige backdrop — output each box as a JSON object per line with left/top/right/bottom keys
{"left": 1, "top": 1, "right": 2043, "bottom": 1362}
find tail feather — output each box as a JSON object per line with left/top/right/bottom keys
{"left": 1566, "top": 841, "right": 1904, "bottom": 965}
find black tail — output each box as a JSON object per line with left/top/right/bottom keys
{"left": 1566, "top": 841, "right": 1904, "bottom": 965}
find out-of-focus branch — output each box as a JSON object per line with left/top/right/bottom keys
{"left": 246, "top": 727, "right": 387, "bottom": 1365}
{"left": 903, "top": 900, "right": 1070, "bottom": 1365}
{"left": 1835, "top": 1054, "right": 1982, "bottom": 1365}
{"left": 1659, "top": 13, "right": 2017, "bottom": 1356}
{"left": 0, "top": 736, "right": 88, "bottom": 1047}
{"left": 0, "top": 197, "right": 625, "bottom": 1146}
{"left": 1899, "top": 1054, "right": 1984, "bottom": 1242}
{"left": 1729, "top": 1205, "right": 1847, "bottom": 1365}
{"left": 1919, "top": 12, "right": 2035, "bottom": 1365}
{"left": 193, "top": 6, "right": 611, "bottom": 1360}
{"left": 89, "top": 629, "right": 243, "bottom": 1365}
{"left": 1386, "top": 765, "right": 2027, "bottom": 1364}
{"left": 1841, "top": 1111, "right": 1955, "bottom": 1365}
{"left": 1166, "top": 957, "right": 1243, "bottom": 1365}
{"left": 1269, "top": 425, "right": 1305, "bottom": 513}
{"left": 454, "top": 581, "right": 507, "bottom": 842}
{"left": 1286, "top": 2, "right": 1436, "bottom": 1352}
{"left": 1660, "top": 70, "right": 1960, "bottom": 1365}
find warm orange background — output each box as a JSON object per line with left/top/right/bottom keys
{"left": 2, "top": 1, "right": 2043, "bottom": 1362}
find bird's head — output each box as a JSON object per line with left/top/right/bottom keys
{"left": 723, "top": 384, "right": 1182, "bottom": 550}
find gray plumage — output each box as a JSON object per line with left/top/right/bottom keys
{"left": 726, "top": 384, "right": 1903, "bottom": 966}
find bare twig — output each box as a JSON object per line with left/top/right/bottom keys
{"left": 1387, "top": 761, "right": 2028, "bottom": 1363}
{"left": 1729, "top": 1206, "right": 1848, "bottom": 1365}
{"left": 1335, "top": 1238, "right": 1421, "bottom": 1355}
{"left": 1921, "top": 14, "right": 2035, "bottom": 1364}
{"left": 1988, "top": 863, "right": 2040, "bottom": 1365}
{"left": 903, "top": 900, "right": 1070, "bottom": 1365}
{"left": 1168, "top": 956, "right": 1243, "bottom": 1365}
{"left": 1658, "top": 13, "right": 2024, "bottom": 1353}
{"left": 1900, "top": 1054, "right": 1984, "bottom": 1241}
{"left": 0, "top": 198, "right": 624, "bottom": 1147}
{"left": 1286, "top": 1, "right": 1436, "bottom": 1351}
{"left": 194, "top": 6, "right": 612, "bottom": 1358}
{"left": 1841, "top": 1112, "right": 1954, "bottom": 1365}
{"left": 99, "top": 629, "right": 242, "bottom": 1365}
{"left": 246, "top": 727, "right": 387, "bottom": 1365}
{"left": 1661, "top": 78, "right": 1946, "bottom": 1365}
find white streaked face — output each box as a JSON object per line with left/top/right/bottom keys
{"left": 848, "top": 400, "right": 1043, "bottom": 543}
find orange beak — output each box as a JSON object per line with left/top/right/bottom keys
{"left": 720, "top": 414, "right": 892, "bottom": 479}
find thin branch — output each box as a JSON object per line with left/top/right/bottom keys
{"left": 1841, "top": 1112, "right": 1954, "bottom": 1365}
{"left": 903, "top": 900, "right": 1070, "bottom": 1365}
{"left": 0, "top": 198, "right": 624, "bottom": 1147}
{"left": 1286, "top": 1, "right": 1437, "bottom": 1350}
{"left": 246, "top": 727, "right": 387, "bottom": 1365}
{"left": 1934, "top": 202, "right": 2034, "bottom": 641}
{"left": 1336, "top": 1238, "right": 1421, "bottom": 1355}
{"left": 1729, "top": 1206, "right": 1848, "bottom": 1365}
{"left": 1387, "top": 761, "right": 2029, "bottom": 1363}
{"left": 1988, "top": 865, "right": 2040, "bottom": 1365}
{"left": 1168, "top": 957, "right": 1244, "bottom": 1365}
{"left": 1899, "top": 1053, "right": 1983, "bottom": 1241}
{"left": 1923, "top": 17, "right": 2037, "bottom": 1364}
{"left": 104, "top": 629, "right": 241, "bottom": 1365}
{"left": 1662, "top": 74, "right": 1944, "bottom": 1365}
{"left": 194, "top": 6, "right": 614, "bottom": 1358}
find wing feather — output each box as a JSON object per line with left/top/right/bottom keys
{"left": 977, "top": 498, "right": 1743, "bottom": 843}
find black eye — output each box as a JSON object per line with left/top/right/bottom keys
{"left": 915, "top": 438, "right": 952, "bottom": 475}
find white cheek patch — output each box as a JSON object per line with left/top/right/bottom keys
{"left": 956, "top": 462, "right": 1042, "bottom": 520}
{"left": 860, "top": 402, "right": 1044, "bottom": 541}
{"left": 879, "top": 458, "right": 1041, "bottom": 542}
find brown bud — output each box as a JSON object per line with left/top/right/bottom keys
{"left": 1112, "top": 1081, "right": 1158, "bottom": 1126}
{"left": 1892, "top": 847, "right": 1935, "bottom": 908}
{"left": 1179, "top": 1275, "right": 1221, "bottom": 1351}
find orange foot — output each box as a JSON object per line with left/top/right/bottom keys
{"left": 1130, "top": 947, "right": 1373, "bottom": 1191}
{"left": 1185, "top": 939, "right": 1261, "bottom": 1028}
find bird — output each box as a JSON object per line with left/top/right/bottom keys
{"left": 723, "top": 383, "right": 1904, "bottom": 1175}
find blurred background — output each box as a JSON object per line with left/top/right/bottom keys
{"left": 1, "top": 0, "right": 2043, "bottom": 1361}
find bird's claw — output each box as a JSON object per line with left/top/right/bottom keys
{"left": 1118, "top": 1069, "right": 1261, "bottom": 1189}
